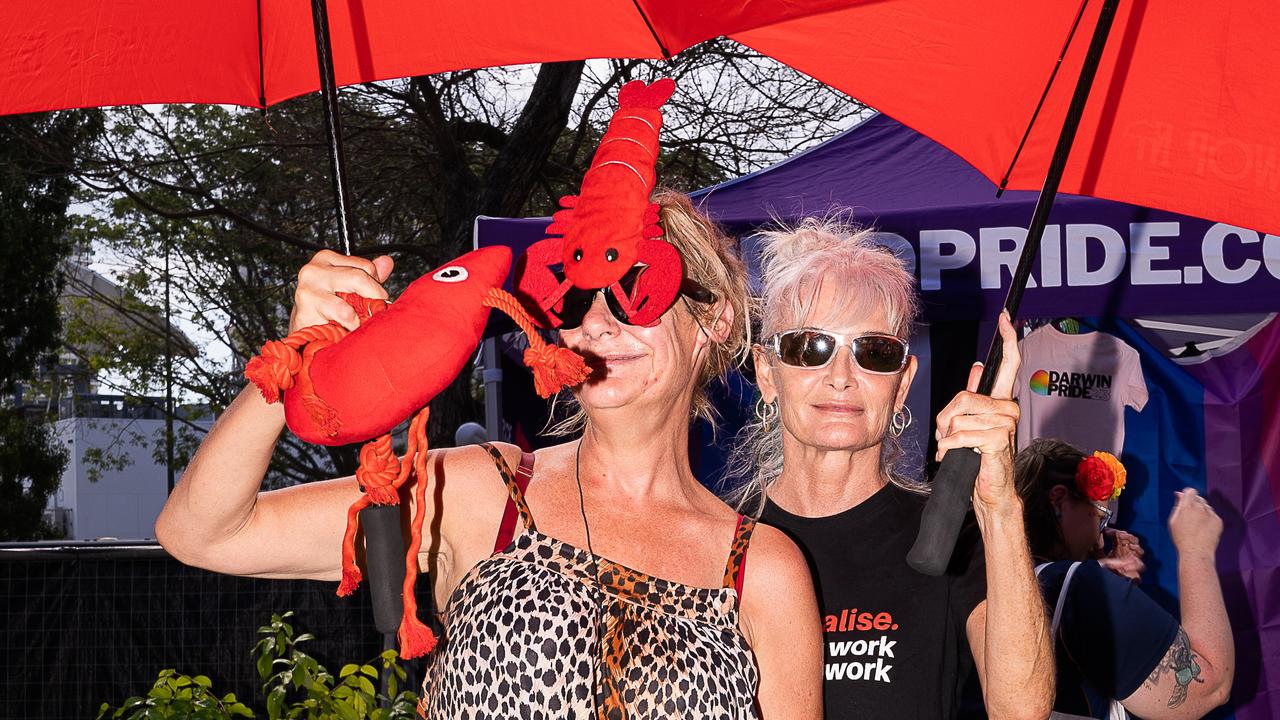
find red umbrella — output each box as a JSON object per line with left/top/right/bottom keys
{"left": 4, "top": 0, "right": 1276, "bottom": 234}
{"left": 5, "top": 0, "right": 1272, "bottom": 588}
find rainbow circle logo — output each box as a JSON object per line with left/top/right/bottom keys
{"left": 1029, "top": 370, "right": 1051, "bottom": 395}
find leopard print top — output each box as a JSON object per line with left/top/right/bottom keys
{"left": 418, "top": 444, "right": 759, "bottom": 720}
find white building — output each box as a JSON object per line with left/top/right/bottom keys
{"left": 46, "top": 398, "right": 213, "bottom": 541}
{"left": 28, "top": 261, "right": 209, "bottom": 540}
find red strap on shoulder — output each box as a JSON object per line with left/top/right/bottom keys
{"left": 492, "top": 451, "right": 535, "bottom": 554}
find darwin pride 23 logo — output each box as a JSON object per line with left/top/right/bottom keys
{"left": 1029, "top": 369, "right": 1113, "bottom": 400}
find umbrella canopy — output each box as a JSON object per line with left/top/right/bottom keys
{"left": 3, "top": 1, "right": 1275, "bottom": 234}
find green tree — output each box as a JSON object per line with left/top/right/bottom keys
{"left": 0, "top": 110, "right": 101, "bottom": 539}
{"left": 1, "top": 110, "right": 102, "bottom": 390}
{"left": 0, "top": 407, "right": 69, "bottom": 540}
{"left": 72, "top": 50, "right": 861, "bottom": 483}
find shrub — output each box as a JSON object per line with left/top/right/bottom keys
{"left": 98, "top": 612, "right": 418, "bottom": 720}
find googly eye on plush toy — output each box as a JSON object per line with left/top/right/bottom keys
{"left": 433, "top": 266, "right": 469, "bottom": 283}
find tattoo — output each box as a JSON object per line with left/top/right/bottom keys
{"left": 1143, "top": 628, "right": 1204, "bottom": 708}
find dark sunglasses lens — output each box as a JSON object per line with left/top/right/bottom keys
{"left": 557, "top": 287, "right": 594, "bottom": 329}
{"left": 854, "top": 336, "right": 907, "bottom": 372}
{"left": 778, "top": 331, "right": 837, "bottom": 367}
{"left": 603, "top": 286, "right": 639, "bottom": 325}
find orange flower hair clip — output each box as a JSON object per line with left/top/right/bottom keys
{"left": 1075, "top": 451, "right": 1127, "bottom": 502}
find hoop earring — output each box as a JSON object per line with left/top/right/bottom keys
{"left": 754, "top": 397, "right": 778, "bottom": 426}
{"left": 889, "top": 405, "right": 913, "bottom": 438}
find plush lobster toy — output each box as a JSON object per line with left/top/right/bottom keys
{"left": 244, "top": 245, "right": 590, "bottom": 658}
{"left": 516, "top": 78, "right": 689, "bottom": 328}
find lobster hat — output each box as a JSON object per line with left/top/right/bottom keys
{"left": 244, "top": 246, "right": 590, "bottom": 659}
{"left": 515, "top": 78, "right": 690, "bottom": 329}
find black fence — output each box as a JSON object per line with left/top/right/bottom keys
{"left": 1, "top": 542, "right": 420, "bottom": 720}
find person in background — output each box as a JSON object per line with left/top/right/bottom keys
{"left": 156, "top": 192, "right": 823, "bottom": 719}
{"left": 726, "top": 219, "right": 1054, "bottom": 719}
{"left": 1015, "top": 438, "right": 1234, "bottom": 719}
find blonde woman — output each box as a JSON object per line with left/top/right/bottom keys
{"left": 157, "top": 192, "right": 822, "bottom": 719}
{"left": 728, "top": 220, "right": 1053, "bottom": 719}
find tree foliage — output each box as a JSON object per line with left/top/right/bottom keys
{"left": 0, "top": 110, "right": 101, "bottom": 539}
{"left": 1, "top": 110, "right": 102, "bottom": 390}
{"left": 72, "top": 49, "right": 863, "bottom": 484}
{"left": 0, "top": 407, "right": 69, "bottom": 540}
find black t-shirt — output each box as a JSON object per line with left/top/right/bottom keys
{"left": 1038, "top": 560, "right": 1180, "bottom": 717}
{"left": 762, "top": 483, "right": 987, "bottom": 720}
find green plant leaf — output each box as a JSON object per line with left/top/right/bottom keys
{"left": 193, "top": 675, "right": 213, "bottom": 689}
{"left": 360, "top": 665, "right": 378, "bottom": 680}
{"left": 334, "top": 701, "right": 359, "bottom": 720}
{"left": 267, "top": 686, "right": 285, "bottom": 720}
{"left": 339, "top": 664, "right": 359, "bottom": 679}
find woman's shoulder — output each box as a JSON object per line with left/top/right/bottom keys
{"left": 1053, "top": 560, "right": 1173, "bottom": 625}
{"left": 740, "top": 520, "right": 812, "bottom": 592}
{"left": 737, "top": 519, "right": 821, "bottom": 645}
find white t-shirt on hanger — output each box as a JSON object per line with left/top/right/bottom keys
{"left": 1014, "top": 324, "right": 1148, "bottom": 454}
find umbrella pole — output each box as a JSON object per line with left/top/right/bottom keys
{"left": 308, "top": 0, "right": 406, "bottom": 701}
{"left": 309, "top": 0, "right": 356, "bottom": 255}
{"left": 907, "top": 0, "right": 1121, "bottom": 576}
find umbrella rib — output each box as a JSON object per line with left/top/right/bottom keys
{"left": 630, "top": 1, "right": 671, "bottom": 59}
{"left": 256, "top": 0, "right": 267, "bottom": 108}
{"left": 997, "top": 0, "right": 1090, "bottom": 196}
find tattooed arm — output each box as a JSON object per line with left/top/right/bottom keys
{"left": 1118, "top": 489, "right": 1234, "bottom": 719}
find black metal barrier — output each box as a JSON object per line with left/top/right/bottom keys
{"left": 0, "top": 541, "right": 411, "bottom": 719}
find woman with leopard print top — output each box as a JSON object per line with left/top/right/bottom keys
{"left": 157, "top": 191, "right": 823, "bottom": 720}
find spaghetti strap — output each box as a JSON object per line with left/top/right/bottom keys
{"left": 479, "top": 443, "right": 536, "bottom": 553}
{"left": 722, "top": 515, "right": 756, "bottom": 603}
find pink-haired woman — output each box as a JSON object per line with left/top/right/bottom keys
{"left": 727, "top": 219, "right": 1054, "bottom": 719}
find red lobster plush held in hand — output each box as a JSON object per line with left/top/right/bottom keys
{"left": 517, "top": 78, "right": 689, "bottom": 328}
{"left": 245, "top": 245, "right": 589, "bottom": 658}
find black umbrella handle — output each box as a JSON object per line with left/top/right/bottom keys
{"left": 359, "top": 504, "right": 406, "bottom": 635}
{"left": 907, "top": 0, "right": 1120, "bottom": 576}
{"left": 309, "top": 0, "right": 355, "bottom": 255}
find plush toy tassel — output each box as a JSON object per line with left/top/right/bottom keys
{"left": 483, "top": 288, "right": 592, "bottom": 397}
{"left": 337, "top": 497, "right": 369, "bottom": 596}
{"left": 356, "top": 434, "right": 400, "bottom": 506}
{"left": 246, "top": 322, "right": 349, "bottom": 436}
{"left": 244, "top": 340, "right": 303, "bottom": 403}
{"left": 336, "top": 411, "right": 428, "bottom": 599}
{"left": 245, "top": 322, "right": 346, "bottom": 404}
{"left": 335, "top": 292, "right": 388, "bottom": 321}
{"left": 398, "top": 409, "right": 437, "bottom": 659}
{"left": 246, "top": 293, "right": 383, "bottom": 407}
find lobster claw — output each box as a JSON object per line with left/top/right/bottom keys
{"left": 514, "top": 237, "right": 572, "bottom": 328}
{"left": 611, "top": 239, "right": 685, "bottom": 327}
